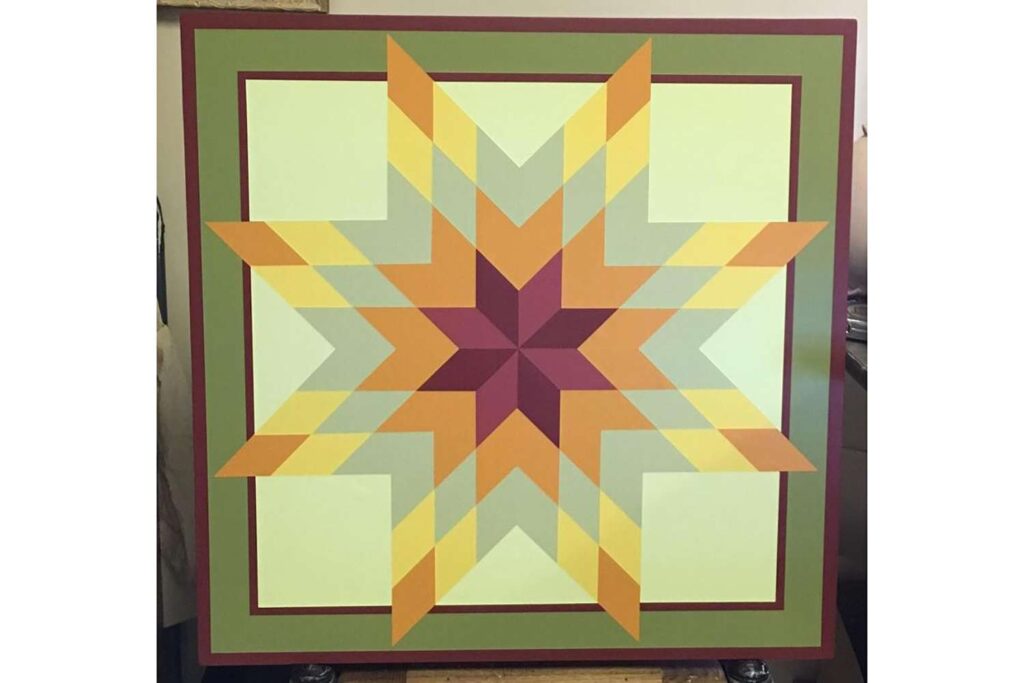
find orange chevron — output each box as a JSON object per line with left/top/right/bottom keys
{"left": 357, "top": 308, "right": 456, "bottom": 390}
{"left": 380, "top": 392, "right": 476, "bottom": 485}
{"left": 728, "top": 221, "right": 830, "bottom": 266}
{"left": 476, "top": 410, "right": 560, "bottom": 503}
{"left": 391, "top": 549, "right": 435, "bottom": 644}
{"left": 597, "top": 548, "right": 641, "bottom": 639}
{"left": 606, "top": 40, "right": 652, "bottom": 140}
{"left": 476, "top": 189, "right": 563, "bottom": 289}
{"left": 215, "top": 435, "right": 307, "bottom": 477}
{"left": 721, "top": 429, "right": 817, "bottom": 472}
{"left": 560, "top": 391, "right": 653, "bottom": 485}
{"left": 579, "top": 308, "right": 674, "bottom": 389}
{"left": 386, "top": 36, "right": 433, "bottom": 138}
{"left": 562, "top": 212, "right": 657, "bottom": 308}
{"left": 207, "top": 221, "right": 305, "bottom": 266}
{"left": 378, "top": 209, "right": 476, "bottom": 307}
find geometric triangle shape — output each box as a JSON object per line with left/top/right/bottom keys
{"left": 437, "top": 527, "right": 594, "bottom": 605}
{"left": 268, "top": 221, "right": 369, "bottom": 266}
{"left": 597, "top": 547, "right": 640, "bottom": 639}
{"left": 251, "top": 271, "right": 334, "bottom": 430}
{"left": 272, "top": 433, "right": 370, "bottom": 475}
{"left": 661, "top": 429, "right": 756, "bottom": 472}
{"left": 623, "top": 265, "right": 718, "bottom": 308}
{"left": 682, "top": 266, "right": 778, "bottom": 309}
{"left": 562, "top": 214, "right": 658, "bottom": 310}
{"left": 317, "top": 391, "right": 412, "bottom": 434}
{"left": 257, "top": 391, "right": 349, "bottom": 435}
{"left": 720, "top": 429, "right": 815, "bottom": 471}
{"left": 334, "top": 166, "right": 433, "bottom": 265}
{"left": 698, "top": 268, "right": 786, "bottom": 428}
{"left": 316, "top": 265, "right": 412, "bottom": 308}
{"left": 604, "top": 170, "right": 701, "bottom": 266}
{"left": 297, "top": 308, "right": 396, "bottom": 392}
{"left": 600, "top": 429, "right": 693, "bottom": 523}
{"left": 215, "top": 434, "right": 306, "bottom": 477}
{"left": 386, "top": 36, "right": 434, "bottom": 137}
{"left": 641, "top": 308, "right": 735, "bottom": 390}
{"left": 438, "top": 82, "right": 601, "bottom": 167}
{"left": 621, "top": 390, "right": 710, "bottom": 429}
{"left": 475, "top": 131, "right": 564, "bottom": 227}
{"left": 339, "top": 432, "right": 434, "bottom": 524}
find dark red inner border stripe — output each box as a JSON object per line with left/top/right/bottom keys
{"left": 239, "top": 71, "right": 800, "bottom": 617}
{"left": 240, "top": 71, "right": 803, "bottom": 84}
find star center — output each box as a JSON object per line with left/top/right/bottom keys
{"left": 421, "top": 250, "right": 614, "bottom": 445}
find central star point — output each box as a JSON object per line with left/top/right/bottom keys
{"left": 421, "top": 249, "right": 614, "bottom": 448}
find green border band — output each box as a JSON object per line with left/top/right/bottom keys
{"left": 194, "top": 28, "right": 843, "bottom": 654}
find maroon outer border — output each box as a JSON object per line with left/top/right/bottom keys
{"left": 180, "top": 18, "right": 214, "bottom": 661}
{"left": 239, "top": 71, "right": 800, "bottom": 619}
{"left": 181, "top": 11, "right": 854, "bottom": 35}
{"left": 182, "top": 12, "right": 857, "bottom": 666}
{"left": 201, "top": 645, "right": 842, "bottom": 667}
{"left": 819, "top": 19, "right": 857, "bottom": 660}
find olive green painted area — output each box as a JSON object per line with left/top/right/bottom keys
{"left": 193, "top": 25, "right": 845, "bottom": 655}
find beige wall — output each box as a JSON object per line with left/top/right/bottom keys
{"left": 157, "top": 0, "right": 867, "bottom": 381}
{"left": 157, "top": 9, "right": 190, "bottom": 370}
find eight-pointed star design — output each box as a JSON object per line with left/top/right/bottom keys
{"left": 421, "top": 251, "right": 614, "bottom": 447}
{"left": 207, "top": 36, "right": 827, "bottom": 646}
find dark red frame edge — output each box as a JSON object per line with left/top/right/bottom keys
{"left": 182, "top": 12, "right": 857, "bottom": 665}
{"left": 238, "top": 71, "right": 799, "bottom": 619}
